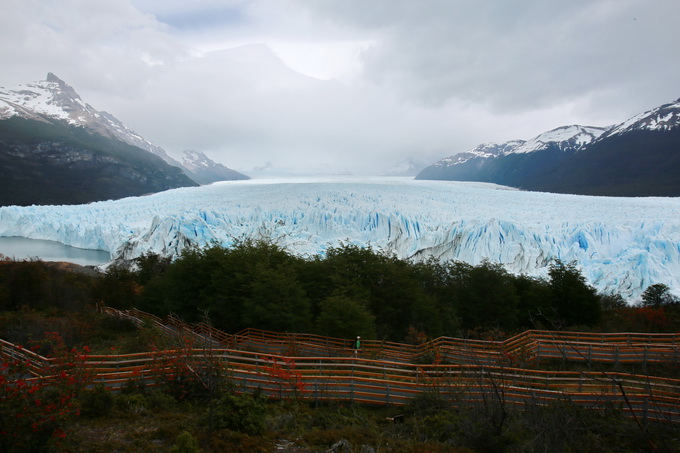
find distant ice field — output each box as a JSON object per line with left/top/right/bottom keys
{"left": 1, "top": 177, "right": 678, "bottom": 300}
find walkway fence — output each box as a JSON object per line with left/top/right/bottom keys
{"left": 1, "top": 306, "right": 679, "bottom": 424}
{"left": 103, "top": 307, "right": 680, "bottom": 368}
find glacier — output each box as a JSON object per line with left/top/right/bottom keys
{"left": 0, "top": 177, "right": 679, "bottom": 301}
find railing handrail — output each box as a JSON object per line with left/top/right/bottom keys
{"left": 5, "top": 335, "right": 680, "bottom": 422}
{"left": 98, "top": 306, "right": 680, "bottom": 369}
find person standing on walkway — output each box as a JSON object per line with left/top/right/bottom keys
{"left": 354, "top": 336, "right": 361, "bottom": 355}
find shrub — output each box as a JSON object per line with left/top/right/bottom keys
{"left": 115, "top": 393, "right": 148, "bottom": 414}
{"left": 114, "top": 391, "right": 176, "bottom": 414}
{"left": 79, "top": 384, "right": 114, "bottom": 418}
{"left": 209, "top": 430, "right": 272, "bottom": 453}
{"left": 0, "top": 333, "right": 92, "bottom": 451}
{"left": 211, "top": 392, "right": 267, "bottom": 435}
{"left": 170, "top": 430, "right": 201, "bottom": 453}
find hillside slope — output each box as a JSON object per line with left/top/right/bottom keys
{"left": 0, "top": 117, "right": 196, "bottom": 206}
{"left": 417, "top": 99, "right": 680, "bottom": 196}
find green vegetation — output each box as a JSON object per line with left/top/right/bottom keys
{"left": 107, "top": 242, "right": 606, "bottom": 341}
{"left": 0, "top": 117, "right": 196, "bottom": 206}
{"left": 2, "top": 245, "right": 680, "bottom": 451}
{"left": 3, "top": 241, "right": 680, "bottom": 344}
{"left": 96, "top": 241, "right": 680, "bottom": 340}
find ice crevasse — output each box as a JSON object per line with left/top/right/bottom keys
{"left": 0, "top": 177, "right": 679, "bottom": 301}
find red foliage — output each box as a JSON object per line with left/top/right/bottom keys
{"left": 0, "top": 332, "right": 92, "bottom": 450}
{"left": 261, "top": 355, "right": 308, "bottom": 399}
{"left": 147, "top": 335, "right": 205, "bottom": 400}
{"left": 625, "top": 307, "right": 669, "bottom": 331}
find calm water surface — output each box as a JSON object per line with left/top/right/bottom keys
{"left": 0, "top": 236, "right": 110, "bottom": 266}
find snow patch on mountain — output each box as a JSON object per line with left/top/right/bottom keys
{"left": 181, "top": 149, "right": 250, "bottom": 183}
{"left": 182, "top": 149, "right": 214, "bottom": 171}
{"left": 382, "top": 158, "right": 428, "bottom": 176}
{"left": 603, "top": 98, "right": 680, "bottom": 137}
{"left": 0, "top": 73, "right": 85, "bottom": 123}
{"left": 431, "top": 125, "right": 608, "bottom": 170}
{"left": 434, "top": 141, "right": 526, "bottom": 167}
{"left": 0, "top": 73, "right": 180, "bottom": 166}
{"left": 0, "top": 177, "right": 678, "bottom": 301}
{"left": 511, "top": 125, "right": 608, "bottom": 154}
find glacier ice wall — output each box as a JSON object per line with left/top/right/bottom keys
{"left": 1, "top": 177, "right": 679, "bottom": 301}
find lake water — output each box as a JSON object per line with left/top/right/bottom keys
{"left": 0, "top": 236, "right": 110, "bottom": 266}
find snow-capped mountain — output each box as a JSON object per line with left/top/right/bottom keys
{"left": 0, "top": 74, "right": 201, "bottom": 206}
{"left": 0, "top": 74, "right": 253, "bottom": 205}
{"left": 417, "top": 99, "right": 680, "bottom": 196}
{"left": 602, "top": 98, "right": 680, "bottom": 138}
{"left": 0, "top": 74, "right": 249, "bottom": 185}
{"left": 0, "top": 73, "right": 179, "bottom": 166}
{"left": 181, "top": 149, "right": 249, "bottom": 184}
{"left": 1, "top": 177, "right": 678, "bottom": 300}
{"left": 434, "top": 140, "right": 526, "bottom": 167}
{"left": 511, "top": 125, "right": 608, "bottom": 154}
{"left": 424, "top": 126, "right": 606, "bottom": 171}
{"left": 381, "top": 158, "right": 429, "bottom": 177}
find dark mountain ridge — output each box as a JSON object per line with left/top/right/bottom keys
{"left": 181, "top": 149, "right": 249, "bottom": 185}
{"left": 0, "top": 74, "right": 248, "bottom": 206}
{"left": 417, "top": 99, "right": 680, "bottom": 196}
{"left": 0, "top": 116, "right": 196, "bottom": 206}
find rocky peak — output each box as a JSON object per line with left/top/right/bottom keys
{"left": 182, "top": 149, "right": 211, "bottom": 171}
{"left": 44, "top": 73, "right": 88, "bottom": 115}
{"left": 45, "top": 72, "right": 62, "bottom": 83}
{"left": 511, "top": 125, "right": 609, "bottom": 154}
{"left": 0, "top": 74, "right": 184, "bottom": 167}
{"left": 601, "top": 98, "right": 680, "bottom": 139}
{"left": 181, "top": 149, "right": 250, "bottom": 184}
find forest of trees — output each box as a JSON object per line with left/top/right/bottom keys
{"left": 2, "top": 240, "right": 679, "bottom": 343}
{"left": 83, "top": 240, "right": 677, "bottom": 341}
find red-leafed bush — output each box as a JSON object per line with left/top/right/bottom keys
{"left": 0, "top": 332, "right": 92, "bottom": 452}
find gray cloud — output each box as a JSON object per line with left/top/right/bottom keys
{"left": 1, "top": 0, "right": 679, "bottom": 175}
{"left": 299, "top": 0, "right": 680, "bottom": 115}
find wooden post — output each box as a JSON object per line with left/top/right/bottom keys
{"left": 351, "top": 358, "right": 355, "bottom": 402}
{"left": 614, "top": 346, "right": 620, "bottom": 369}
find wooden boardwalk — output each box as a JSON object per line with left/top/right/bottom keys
{"left": 2, "top": 306, "right": 679, "bottom": 423}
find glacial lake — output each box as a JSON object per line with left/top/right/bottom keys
{"left": 0, "top": 236, "right": 110, "bottom": 266}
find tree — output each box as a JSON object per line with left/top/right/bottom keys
{"left": 513, "top": 274, "right": 553, "bottom": 328}
{"left": 641, "top": 283, "right": 678, "bottom": 308}
{"left": 547, "top": 260, "right": 601, "bottom": 327}
{"left": 456, "top": 260, "right": 519, "bottom": 330}
{"left": 315, "top": 295, "right": 376, "bottom": 339}
{"left": 241, "top": 263, "right": 312, "bottom": 332}
{"left": 320, "top": 244, "right": 440, "bottom": 339}
{"left": 133, "top": 251, "right": 171, "bottom": 285}
{"left": 600, "top": 293, "right": 627, "bottom": 311}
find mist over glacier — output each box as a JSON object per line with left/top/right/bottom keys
{"left": 1, "top": 177, "right": 678, "bottom": 301}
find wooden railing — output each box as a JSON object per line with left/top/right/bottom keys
{"left": 4, "top": 342, "right": 678, "bottom": 423}
{"left": 5, "top": 306, "right": 679, "bottom": 423}
{"left": 100, "top": 306, "right": 680, "bottom": 368}
{"left": 0, "top": 339, "right": 51, "bottom": 376}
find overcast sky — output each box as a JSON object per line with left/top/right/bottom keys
{"left": 2, "top": 0, "right": 679, "bottom": 175}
